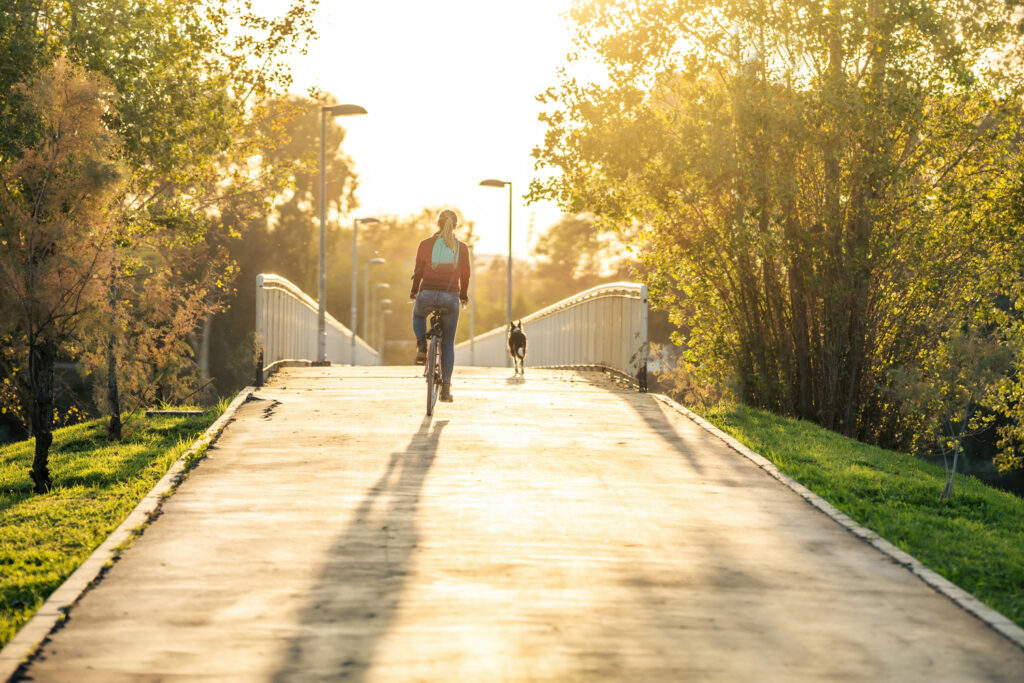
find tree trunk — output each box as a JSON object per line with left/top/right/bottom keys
{"left": 838, "top": 0, "right": 887, "bottom": 436}
{"left": 940, "top": 440, "right": 961, "bottom": 500}
{"left": 198, "top": 312, "right": 212, "bottom": 379}
{"left": 819, "top": 1, "right": 846, "bottom": 431}
{"left": 107, "top": 334, "right": 121, "bottom": 439}
{"left": 28, "top": 337, "right": 56, "bottom": 494}
{"left": 107, "top": 263, "right": 122, "bottom": 440}
{"left": 941, "top": 412, "right": 971, "bottom": 500}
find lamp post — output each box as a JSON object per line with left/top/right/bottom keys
{"left": 363, "top": 258, "right": 386, "bottom": 346}
{"left": 469, "top": 245, "right": 475, "bottom": 366}
{"left": 479, "top": 178, "right": 512, "bottom": 367}
{"left": 318, "top": 103, "right": 367, "bottom": 363}
{"left": 351, "top": 217, "right": 381, "bottom": 365}
{"left": 380, "top": 307, "right": 393, "bottom": 359}
{"left": 372, "top": 283, "right": 390, "bottom": 348}
{"left": 377, "top": 298, "right": 392, "bottom": 349}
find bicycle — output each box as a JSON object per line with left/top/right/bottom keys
{"left": 422, "top": 307, "right": 445, "bottom": 416}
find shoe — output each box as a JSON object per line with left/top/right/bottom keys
{"left": 415, "top": 336, "right": 426, "bottom": 365}
{"left": 440, "top": 383, "right": 453, "bottom": 402}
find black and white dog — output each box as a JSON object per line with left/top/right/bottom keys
{"left": 507, "top": 320, "right": 527, "bottom": 376}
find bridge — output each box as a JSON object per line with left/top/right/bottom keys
{"left": 5, "top": 276, "right": 1024, "bottom": 681}
{"left": 255, "top": 273, "right": 650, "bottom": 384}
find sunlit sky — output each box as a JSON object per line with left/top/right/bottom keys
{"left": 256, "top": 0, "right": 579, "bottom": 258}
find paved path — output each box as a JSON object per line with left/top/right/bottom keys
{"left": 19, "top": 367, "right": 1024, "bottom": 681}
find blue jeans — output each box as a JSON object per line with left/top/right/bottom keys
{"left": 412, "top": 290, "right": 460, "bottom": 384}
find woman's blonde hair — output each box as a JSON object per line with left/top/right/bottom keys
{"left": 437, "top": 209, "right": 459, "bottom": 253}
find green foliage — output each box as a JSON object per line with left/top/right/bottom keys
{"left": 532, "top": 0, "right": 1024, "bottom": 465}
{"left": 0, "top": 407, "right": 220, "bottom": 647}
{"left": 2, "top": 0, "right": 320, "bottom": 186}
{"left": 0, "top": 1, "right": 323, "bottom": 428}
{"left": 993, "top": 315, "right": 1024, "bottom": 473}
{"left": 891, "top": 328, "right": 1015, "bottom": 451}
{"left": 0, "top": 1, "right": 45, "bottom": 159}
{"left": 707, "top": 403, "right": 1024, "bottom": 628}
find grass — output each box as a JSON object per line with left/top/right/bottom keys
{"left": 0, "top": 402, "right": 225, "bottom": 648}
{"left": 704, "top": 403, "right": 1024, "bottom": 630}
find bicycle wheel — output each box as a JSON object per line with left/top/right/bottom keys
{"left": 426, "top": 334, "right": 440, "bottom": 415}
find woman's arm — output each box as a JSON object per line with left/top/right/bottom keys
{"left": 410, "top": 239, "right": 429, "bottom": 298}
{"left": 457, "top": 242, "right": 471, "bottom": 303}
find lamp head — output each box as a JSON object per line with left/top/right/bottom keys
{"left": 357, "top": 217, "right": 380, "bottom": 225}
{"left": 324, "top": 104, "right": 367, "bottom": 116}
{"left": 369, "top": 257, "right": 386, "bottom": 265}
{"left": 479, "top": 178, "right": 510, "bottom": 188}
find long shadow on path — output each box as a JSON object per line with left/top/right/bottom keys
{"left": 272, "top": 417, "right": 447, "bottom": 682}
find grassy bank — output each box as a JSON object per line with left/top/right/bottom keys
{"left": 0, "top": 405, "right": 224, "bottom": 648}
{"left": 705, "top": 403, "right": 1024, "bottom": 630}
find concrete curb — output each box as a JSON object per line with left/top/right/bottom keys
{"left": 261, "top": 358, "right": 312, "bottom": 385}
{"left": 650, "top": 393, "right": 1024, "bottom": 654}
{"left": 0, "top": 387, "right": 256, "bottom": 682}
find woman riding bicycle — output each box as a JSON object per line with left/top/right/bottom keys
{"left": 410, "top": 209, "right": 470, "bottom": 402}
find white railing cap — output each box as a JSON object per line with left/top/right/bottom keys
{"left": 519, "top": 281, "right": 645, "bottom": 324}
{"left": 258, "top": 273, "right": 349, "bottom": 331}
{"left": 457, "top": 281, "right": 646, "bottom": 347}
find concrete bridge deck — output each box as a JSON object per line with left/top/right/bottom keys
{"left": 18, "top": 367, "right": 1024, "bottom": 681}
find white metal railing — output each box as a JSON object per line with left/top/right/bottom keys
{"left": 454, "top": 282, "right": 648, "bottom": 380}
{"left": 256, "top": 274, "right": 379, "bottom": 370}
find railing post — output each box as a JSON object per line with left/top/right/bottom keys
{"left": 255, "top": 274, "right": 266, "bottom": 383}
{"left": 637, "top": 285, "right": 649, "bottom": 392}
{"left": 255, "top": 274, "right": 266, "bottom": 359}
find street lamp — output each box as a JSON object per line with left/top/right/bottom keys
{"left": 363, "top": 258, "right": 386, "bottom": 346}
{"left": 351, "top": 217, "right": 381, "bottom": 365}
{"left": 479, "top": 178, "right": 512, "bottom": 367}
{"left": 377, "top": 298, "right": 392, "bottom": 349}
{"left": 380, "top": 306, "right": 393, "bottom": 358}
{"left": 318, "top": 103, "right": 367, "bottom": 363}
{"left": 372, "top": 283, "right": 390, "bottom": 348}
{"left": 468, "top": 245, "right": 475, "bottom": 366}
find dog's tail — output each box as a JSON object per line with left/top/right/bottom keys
{"left": 515, "top": 347, "right": 525, "bottom": 359}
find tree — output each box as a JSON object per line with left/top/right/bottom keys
{"left": 0, "top": 56, "right": 123, "bottom": 492}
{"left": 0, "top": 1, "right": 322, "bottom": 440}
{"left": 0, "top": 1, "right": 323, "bottom": 436}
{"left": 531, "top": 0, "right": 1024, "bottom": 456}
{"left": 0, "top": 0, "right": 46, "bottom": 159}
{"left": 891, "top": 329, "right": 1015, "bottom": 498}
{"left": 97, "top": 1, "right": 320, "bottom": 431}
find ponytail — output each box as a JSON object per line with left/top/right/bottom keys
{"left": 437, "top": 209, "right": 458, "bottom": 253}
